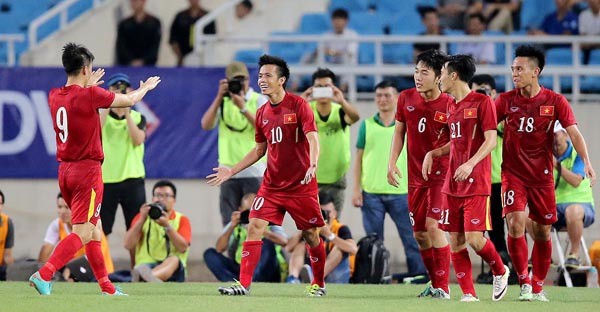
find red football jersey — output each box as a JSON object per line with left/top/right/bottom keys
{"left": 49, "top": 85, "right": 115, "bottom": 162}
{"left": 255, "top": 93, "right": 318, "bottom": 196}
{"left": 496, "top": 87, "right": 576, "bottom": 186}
{"left": 442, "top": 91, "right": 497, "bottom": 197}
{"left": 396, "top": 88, "right": 452, "bottom": 187}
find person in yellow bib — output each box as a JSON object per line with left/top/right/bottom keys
{"left": 300, "top": 68, "right": 360, "bottom": 214}
{"left": 0, "top": 189, "right": 15, "bottom": 281}
{"left": 201, "top": 62, "right": 268, "bottom": 225}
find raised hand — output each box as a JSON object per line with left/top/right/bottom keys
{"left": 87, "top": 68, "right": 105, "bottom": 87}
{"left": 140, "top": 76, "right": 161, "bottom": 91}
{"left": 207, "top": 167, "right": 234, "bottom": 186}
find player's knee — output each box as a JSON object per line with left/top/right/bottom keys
{"left": 413, "top": 232, "right": 430, "bottom": 247}
{"left": 301, "top": 229, "right": 319, "bottom": 246}
{"left": 565, "top": 205, "right": 584, "bottom": 222}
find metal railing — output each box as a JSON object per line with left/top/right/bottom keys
{"left": 0, "top": 34, "right": 26, "bottom": 66}
{"left": 197, "top": 34, "right": 600, "bottom": 103}
{"left": 28, "top": 0, "right": 107, "bottom": 49}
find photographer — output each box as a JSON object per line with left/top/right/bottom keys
{"left": 124, "top": 180, "right": 191, "bottom": 282}
{"left": 203, "top": 193, "right": 288, "bottom": 283}
{"left": 201, "top": 61, "right": 268, "bottom": 226}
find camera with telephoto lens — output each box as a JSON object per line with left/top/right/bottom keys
{"left": 239, "top": 209, "right": 250, "bottom": 225}
{"left": 227, "top": 77, "right": 244, "bottom": 95}
{"left": 148, "top": 202, "right": 167, "bottom": 220}
{"left": 321, "top": 209, "right": 329, "bottom": 222}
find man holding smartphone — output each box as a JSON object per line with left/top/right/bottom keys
{"left": 301, "top": 68, "right": 360, "bottom": 215}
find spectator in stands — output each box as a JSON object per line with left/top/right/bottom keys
{"left": 170, "top": 0, "right": 216, "bottom": 66}
{"left": 235, "top": 0, "right": 253, "bottom": 19}
{"left": 201, "top": 61, "right": 267, "bottom": 226}
{"left": 300, "top": 68, "right": 360, "bottom": 214}
{"left": 124, "top": 180, "right": 191, "bottom": 282}
{"left": 0, "top": 190, "right": 14, "bottom": 281}
{"left": 116, "top": 0, "right": 161, "bottom": 66}
{"left": 203, "top": 193, "right": 288, "bottom": 283}
{"left": 579, "top": 0, "right": 600, "bottom": 64}
{"left": 286, "top": 191, "right": 357, "bottom": 284}
{"left": 323, "top": 8, "right": 358, "bottom": 65}
{"left": 437, "top": 0, "right": 482, "bottom": 30}
{"left": 553, "top": 122, "right": 595, "bottom": 269}
{"left": 352, "top": 81, "right": 426, "bottom": 277}
{"left": 413, "top": 6, "right": 446, "bottom": 60}
{"left": 529, "top": 0, "right": 578, "bottom": 35}
{"left": 476, "top": 0, "right": 521, "bottom": 34}
{"left": 38, "top": 193, "right": 114, "bottom": 281}
{"left": 456, "top": 13, "right": 496, "bottom": 64}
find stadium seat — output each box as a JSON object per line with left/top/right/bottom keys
{"left": 328, "top": 0, "right": 370, "bottom": 13}
{"left": 546, "top": 48, "right": 583, "bottom": 65}
{"left": 348, "top": 12, "right": 385, "bottom": 35}
{"left": 483, "top": 30, "right": 505, "bottom": 65}
{"left": 520, "top": 0, "right": 556, "bottom": 30}
{"left": 298, "top": 13, "right": 331, "bottom": 34}
{"left": 233, "top": 49, "right": 264, "bottom": 66}
{"left": 268, "top": 31, "right": 306, "bottom": 64}
{"left": 589, "top": 49, "right": 600, "bottom": 65}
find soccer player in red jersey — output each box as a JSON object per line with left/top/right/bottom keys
{"left": 208, "top": 55, "right": 326, "bottom": 297}
{"left": 29, "top": 43, "right": 160, "bottom": 296}
{"left": 496, "top": 45, "right": 596, "bottom": 301}
{"left": 388, "top": 49, "right": 453, "bottom": 299}
{"left": 423, "top": 55, "right": 509, "bottom": 302}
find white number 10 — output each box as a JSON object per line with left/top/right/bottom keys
{"left": 56, "top": 107, "right": 68, "bottom": 143}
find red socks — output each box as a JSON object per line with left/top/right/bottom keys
{"left": 451, "top": 248, "right": 476, "bottom": 296}
{"left": 531, "top": 239, "right": 552, "bottom": 293}
{"left": 85, "top": 240, "right": 115, "bottom": 294}
{"left": 433, "top": 246, "right": 450, "bottom": 293}
{"left": 306, "top": 238, "right": 326, "bottom": 288}
{"left": 39, "top": 233, "right": 83, "bottom": 281}
{"left": 239, "top": 240, "right": 263, "bottom": 289}
{"left": 476, "top": 239, "right": 506, "bottom": 276}
{"left": 420, "top": 248, "right": 436, "bottom": 286}
{"left": 508, "top": 235, "right": 531, "bottom": 285}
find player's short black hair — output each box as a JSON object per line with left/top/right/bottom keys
{"left": 258, "top": 54, "right": 290, "bottom": 88}
{"left": 312, "top": 68, "right": 337, "bottom": 85}
{"left": 417, "top": 6, "right": 438, "bottom": 19}
{"left": 0, "top": 189, "right": 4, "bottom": 204}
{"left": 374, "top": 80, "right": 398, "bottom": 92}
{"left": 153, "top": 180, "right": 177, "bottom": 198}
{"left": 240, "top": 0, "right": 253, "bottom": 10}
{"left": 416, "top": 49, "right": 448, "bottom": 76}
{"left": 445, "top": 54, "right": 476, "bottom": 83}
{"left": 331, "top": 8, "right": 349, "bottom": 20}
{"left": 61, "top": 42, "right": 94, "bottom": 76}
{"left": 515, "top": 45, "right": 546, "bottom": 73}
{"left": 469, "top": 74, "right": 496, "bottom": 90}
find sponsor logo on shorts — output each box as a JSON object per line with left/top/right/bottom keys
{"left": 407, "top": 106, "right": 415, "bottom": 112}
{"left": 510, "top": 107, "right": 519, "bottom": 112}
{"left": 519, "top": 274, "right": 527, "bottom": 280}
{"left": 262, "top": 119, "right": 269, "bottom": 125}
{"left": 456, "top": 272, "right": 466, "bottom": 278}
{"left": 536, "top": 281, "right": 544, "bottom": 286}
{"left": 309, "top": 217, "right": 318, "bottom": 224}
{"left": 241, "top": 251, "right": 250, "bottom": 257}
{"left": 432, "top": 208, "right": 441, "bottom": 214}
{"left": 490, "top": 261, "right": 496, "bottom": 265}
{"left": 310, "top": 256, "right": 319, "bottom": 263}
{"left": 435, "top": 270, "right": 445, "bottom": 276}
{"left": 470, "top": 219, "right": 481, "bottom": 225}
{"left": 544, "top": 214, "right": 554, "bottom": 219}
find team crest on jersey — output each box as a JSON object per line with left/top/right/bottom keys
{"left": 540, "top": 106, "right": 554, "bottom": 116}
{"left": 406, "top": 106, "right": 415, "bottom": 112}
{"left": 434, "top": 111, "right": 447, "bottom": 123}
{"left": 464, "top": 108, "right": 477, "bottom": 119}
{"left": 284, "top": 113, "right": 297, "bottom": 124}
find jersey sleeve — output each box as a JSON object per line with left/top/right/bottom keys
{"left": 480, "top": 96, "right": 498, "bottom": 132}
{"left": 43, "top": 220, "right": 60, "bottom": 245}
{"left": 298, "top": 99, "right": 317, "bottom": 134}
{"left": 494, "top": 95, "right": 506, "bottom": 123}
{"left": 90, "top": 86, "right": 116, "bottom": 110}
{"left": 395, "top": 93, "right": 405, "bottom": 122}
{"left": 177, "top": 215, "right": 192, "bottom": 244}
{"left": 356, "top": 120, "right": 367, "bottom": 149}
{"left": 254, "top": 107, "right": 267, "bottom": 143}
{"left": 555, "top": 95, "right": 577, "bottom": 128}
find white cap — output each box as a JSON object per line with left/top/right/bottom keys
{"left": 554, "top": 121, "right": 566, "bottom": 133}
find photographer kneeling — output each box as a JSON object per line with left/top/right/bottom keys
{"left": 124, "top": 180, "right": 191, "bottom": 282}
{"left": 203, "top": 193, "right": 288, "bottom": 283}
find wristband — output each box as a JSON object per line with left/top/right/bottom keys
{"left": 239, "top": 107, "right": 248, "bottom": 114}
{"left": 327, "top": 233, "right": 336, "bottom": 242}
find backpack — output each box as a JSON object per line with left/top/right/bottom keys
{"left": 350, "top": 233, "right": 390, "bottom": 284}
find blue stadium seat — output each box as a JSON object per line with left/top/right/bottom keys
{"left": 298, "top": 13, "right": 331, "bottom": 34}
{"left": 546, "top": 48, "right": 583, "bottom": 65}
{"left": 356, "top": 75, "right": 375, "bottom": 92}
{"left": 384, "top": 26, "right": 420, "bottom": 65}
{"left": 589, "top": 49, "right": 600, "bottom": 65}
{"left": 483, "top": 30, "right": 506, "bottom": 65}
{"left": 348, "top": 12, "right": 385, "bottom": 35}
{"left": 581, "top": 76, "right": 600, "bottom": 93}
{"left": 415, "top": 0, "right": 437, "bottom": 6}
{"left": 520, "top": 0, "right": 556, "bottom": 30}
{"left": 328, "top": 0, "right": 370, "bottom": 13}
{"left": 377, "top": 0, "right": 416, "bottom": 12}
{"left": 234, "top": 49, "right": 264, "bottom": 66}
{"left": 268, "top": 32, "right": 306, "bottom": 64}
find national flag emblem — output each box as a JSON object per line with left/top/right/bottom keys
{"left": 464, "top": 108, "right": 477, "bottom": 119}
{"left": 284, "top": 113, "right": 297, "bottom": 124}
{"left": 540, "top": 105, "right": 554, "bottom": 116}
{"left": 434, "top": 111, "right": 447, "bottom": 123}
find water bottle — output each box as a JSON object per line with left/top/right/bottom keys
{"left": 587, "top": 267, "right": 599, "bottom": 288}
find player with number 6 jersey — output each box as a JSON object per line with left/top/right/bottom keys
{"left": 29, "top": 43, "right": 160, "bottom": 297}
{"left": 208, "top": 55, "right": 327, "bottom": 297}
{"left": 496, "top": 45, "right": 595, "bottom": 302}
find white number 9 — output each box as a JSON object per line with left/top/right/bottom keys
{"left": 56, "top": 107, "right": 68, "bottom": 143}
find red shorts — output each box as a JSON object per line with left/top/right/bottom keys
{"left": 58, "top": 160, "right": 103, "bottom": 225}
{"left": 501, "top": 172, "right": 557, "bottom": 225}
{"left": 251, "top": 190, "right": 325, "bottom": 230}
{"left": 408, "top": 182, "right": 445, "bottom": 232}
{"left": 442, "top": 195, "right": 491, "bottom": 232}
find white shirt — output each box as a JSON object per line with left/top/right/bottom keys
{"left": 579, "top": 9, "right": 600, "bottom": 35}
{"left": 323, "top": 29, "right": 359, "bottom": 65}
{"left": 43, "top": 218, "right": 71, "bottom": 245}
{"left": 456, "top": 41, "right": 496, "bottom": 64}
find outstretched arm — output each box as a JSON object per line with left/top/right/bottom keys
{"left": 207, "top": 142, "right": 267, "bottom": 186}
{"left": 111, "top": 76, "right": 161, "bottom": 108}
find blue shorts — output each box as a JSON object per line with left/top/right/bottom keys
{"left": 554, "top": 203, "right": 595, "bottom": 229}
{"left": 146, "top": 260, "right": 186, "bottom": 282}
